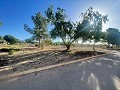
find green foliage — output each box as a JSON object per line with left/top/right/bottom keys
{"left": 8, "top": 48, "right": 17, "bottom": 55}
{"left": 100, "top": 32, "right": 107, "bottom": 42}
{"left": 4, "top": 35, "right": 18, "bottom": 44}
{"left": 53, "top": 41, "right": 64, "bottom": 46}
{"left": 106, "top": 28, "right": 120, "bottom": 46}
{"left": 76, "top": 7, "right": 109, "bottom": 51}
{"left": 46, "top": 6, "right": 108, "bottom": 51}
{"left": 46, "top": 6, "right": 81, "bottom": 50}
{"left": 0, "top": 36, "right": 3, "bottom": 40}
{"left": 0, "top": 36, "right": 5, "bottom": 43}
{"left": 45, "top": 5, "right": 67, "bottom": 23}
{"left": 25, "top": 38, "right": 33, "bottom": 43}
{"left": 44, "top": 39, "right": 53, "bottom": 45}
{"left": 0, "top": 22, "right": 2, "bottom": 26}
{"left": 24, "top": 12, "right": 48, "bottom": 48}
{"left": 79, "top": 7, "right": 109, "bottom": 43}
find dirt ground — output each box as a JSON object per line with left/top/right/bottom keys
{"left": 0, "top": 45, "right": 108, "bottom": 56}
{"left": 0, "top": 45, "right": 108, "bottom": 76}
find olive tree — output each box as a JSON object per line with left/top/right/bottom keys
{"left": 45, "top": 6, "right": 83, "bottom": 51}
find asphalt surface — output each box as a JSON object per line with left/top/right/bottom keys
{"left": 0, "top": 52, "right": 120, "bottom": 90}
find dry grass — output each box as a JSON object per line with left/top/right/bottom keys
{"left": 0, "top": 45, "right": 109, "bottom": 56}
{"left": 0, "top": 44, "right": 25, "bottom": 49}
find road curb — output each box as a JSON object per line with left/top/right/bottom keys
{"left": 0, "top": 52, "right": 109, "bottom": 80}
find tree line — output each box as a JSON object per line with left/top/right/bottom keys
{"left": 24, "top": 6, "right": 120, "bottom": 51}
{"left": 1, "top": 6, "right": 120, "bottom": 51}
{"left": 0, "top": 35, "right": 18, "bottom": 44}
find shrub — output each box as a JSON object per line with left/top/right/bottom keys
{"left": 44, "top": 39, "right": 53, "bottom": 46}
{"left": 4, "top": 35, "right": 18, "bottom": 44}
{"left": 8, "top": 48, "right": 16, "bottom": 55}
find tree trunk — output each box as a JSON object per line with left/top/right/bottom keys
{"left": 81, "top": 40, "right": 84, "bottom": 47}
{"left": 66, "top": 45, "right": 71, "bottom": 51}
{"left": 93, "top": 42, "right": 96, "bottom": 52}
{"left": 107, "top": 43, "right": 110, "bottom": 48}
{"left": 38, "top": 38, "right": 40, "bottom": 48}
{"left": 41, "top": 43, "right": 43, "bottom": 49}
{"left": 111, "top": 44, "right": 113, "bottom": 48}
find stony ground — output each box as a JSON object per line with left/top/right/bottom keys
{"left": 0, "top": 46, "right": 107, "bottom": 76}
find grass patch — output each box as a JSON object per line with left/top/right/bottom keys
{"left": 8, "top": 48, "right": 16, "bottom": 55}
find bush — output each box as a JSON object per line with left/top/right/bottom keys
{"left": 8, "top": 48, "right": 16, "bottom": 55}
{"left": 44, "top": 39, "right": 53, "bottom": 46}
{"left": 4, "top": 35, "right": 18, "bottom": 44}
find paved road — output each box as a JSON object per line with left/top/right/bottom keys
{"left": 0, "top": 52, "right": 120, "bottom": 90}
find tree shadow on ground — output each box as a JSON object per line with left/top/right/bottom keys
{"left": 0, "top": 54, "right": 120, "bottom": 90}
{"left": 30, "top": 53, "right": 120, "bottom": 90}
{"left": 68, "top": 54, "right": 120, "bottom": 90}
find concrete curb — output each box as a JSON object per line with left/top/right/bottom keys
{"left": 0, "top": 53, "right": 109, "bottom": 80}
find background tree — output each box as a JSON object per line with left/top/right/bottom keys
{"left": 0, "top": 22, "right": 2, "bottom": 26}
{"left": 0, "top": 36, "right": 3, "bottom": 40}
{"left": 0, "top": 36, "right": 4, "bottom": 43}
{"left": 24, "top": 12, "right": 48, "bottom": 49}
{"left": 106, "top": 28, "right": 120, "bottom": 48}
{"left": 25, "top": 38, "right": 33, "bottom": 44}
{"left": 4, "top": 35, "right": 18, "bottom": 44}
{"left": 44, "top": 39, "right": 53, "bottom": 46}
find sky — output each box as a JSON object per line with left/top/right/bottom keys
{"left": 0, "top": 0, "right": 120, "bottom": 40}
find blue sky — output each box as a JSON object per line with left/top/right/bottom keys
{"left": 0, "top": 0, "right": 120, "bottom": 40}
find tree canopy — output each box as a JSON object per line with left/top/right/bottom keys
{"left": 3, "top": 35, "right": 18, "bottom": 44}
{"left": 0, "top": 22, "right": 2, "bottom": 26}
{"left": 46, "top": 6, "right": 83, "bottom": 50}
{"left": 106, "top": 28, "right": 120, "bottom": 46}
{"left": 24, "top": 12, "right": 48, "bottom": 48}
{"left": 25, "top": 38, "right": 33, "bottom": 43}
{"left": 0, "top": 36, "right": 3, "bottom": 40}
{"left": 45, "top": 6, "right": 108, "bottom": 51}
{"left": 77, "top": 7, "right": 108, "bottom": 51}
